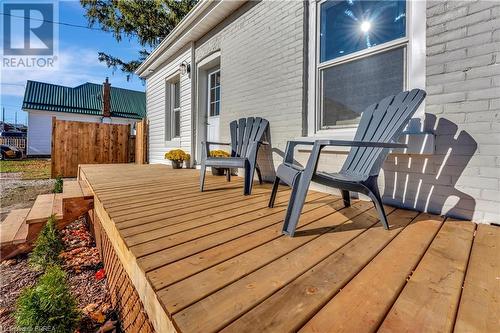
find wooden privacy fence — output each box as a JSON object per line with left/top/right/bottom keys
{"left": 51, "top": 118, "right": 133, "bottom": 178}
{"left": 135, "top": 118, "right": 148, "bottom": 164}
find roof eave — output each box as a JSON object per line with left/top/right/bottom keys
{"left": 135, "top": 0, "right": 213, "bottom": 77}
{"left": 136, "top": 0, "right": 246, "bottom": 78}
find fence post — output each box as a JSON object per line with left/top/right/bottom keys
{"left": 51, "top": 117, "right": 56, "bottom": 178}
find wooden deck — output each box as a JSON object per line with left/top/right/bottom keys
{"left": 79, "top": 164, "right": 499, "bottom": 333}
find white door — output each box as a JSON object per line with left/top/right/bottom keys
{"left": 207, "top": 70, "right": 221, "bottom": 143}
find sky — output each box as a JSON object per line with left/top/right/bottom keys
{"left": 1, "top": 0, "right": 145, "bottom": 125}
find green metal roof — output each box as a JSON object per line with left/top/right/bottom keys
{"left": 22, "top": 80, "right": 145, "bottom": 119}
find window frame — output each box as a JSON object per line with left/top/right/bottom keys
{"left": 207, "top": 69, "right": 221, "bottom": 118}
{"left": 171, "top": 80, "right": 181, "bottom": 138}
{"left": 317, "top": 0, "right": 409, "bottom": 130}
{"left": 165, "top": 73, "right": 181, "bottom": 142}
{"left": 307, "top": 0, "right": 426, "bottom": 138}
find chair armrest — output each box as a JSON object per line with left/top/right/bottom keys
{"left": 283, "top": 140, "right": 315, "bottom": 164}
{"left": 202, "top": 141, "right": 231, "bottom": 146}
{"left": 315, "top": 140, "right": 407, "bottom": 149}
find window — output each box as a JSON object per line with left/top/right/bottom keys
{"left": 172, "top": 80, "right": 181, "bottom": 138}
{"left": 208, "top": 70, "right": 220, "bottom": 117}
{"left": 318, "top": 0, "right": 407, "bottom": 129}
{"left": 165, "top": 79, "right": 181, "bottom": 140}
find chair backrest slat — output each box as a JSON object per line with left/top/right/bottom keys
{"left": 341, "top": 89, "right": 426, "bottom": 178}
{"left": 229, "top": 117, "right": 269, "bottom": 159}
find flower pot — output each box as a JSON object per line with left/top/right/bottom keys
{"left": 171, "top": 161, "right": 183, "bottom": 169}
{"left": 184, "top": 159, "right": 191, "bottom": 169}
{"left": 211, "top": 167, "right": 226, "bottom": 176}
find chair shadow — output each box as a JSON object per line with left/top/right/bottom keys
{"left": 382, "top": 114, "right": 477, "bottom": 221}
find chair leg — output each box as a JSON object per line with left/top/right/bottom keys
{"left": 341, "top": 190, "right": 350, "bottom": 207}
{"left": 256, "top": 166, "right": 263, "bottom": 185}
{"left": 199, "top": 165, "right": 206, "bottom": 192}
{"left": 268, "top": 177, "right": 280, "bottom": 208}
{"left": 365, "top": 178, "right": 389, "bottom": 230}
{"left": 282, "top": 182, "right": 302, "bottom": 236}
{"left": 282, "top": 175, "right": 309, "bottom": 237}
{"left": 244, "top": 162, "right": 255, "bottom": 195}
{"left": 226, "top": 169, "right": 231, "bottom": 182}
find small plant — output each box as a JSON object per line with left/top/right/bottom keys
{"left": 165, "top": 149, "right": 189, "bottom": 162}
{"left": 209, "top": 150, "right": 231, "bottom": 158}
{"left": 29, "top": 215, "right": 64, "bottom": 270}
{"left": 15, "top": 265, "right": 80, "bottom": 332}
{"left": 53, "top": 176, "right": 63, "bottom": 193}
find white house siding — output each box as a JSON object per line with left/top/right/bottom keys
{"left": 393, "top": 0, "right": 500, "bottom": 224}
{"left": 194, "top": 1, "right": 305, "bottom": 176}
{"left": 146, "top": 44, "right": 192, "bottom": 164}
{"left": 27, "top": 110, "right": 136, "bottom": 156}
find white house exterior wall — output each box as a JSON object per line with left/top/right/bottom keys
{"left": 26, "top": 110, "right": 136, "bottom": 156}
{"left": 146, "top": 45, "right": 192, "bottom": 164}
{"left": 194, "top": 1, "right": 306, "bottom": 174}
{"left": 143, "top": 0, "right": 500, "bottom": 224}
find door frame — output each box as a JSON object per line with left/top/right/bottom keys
{"left": 195, "top": 51, "right": 221, "bottom": 163}
{"left": 206, "top": 68, "right": 221, "bottom": 143}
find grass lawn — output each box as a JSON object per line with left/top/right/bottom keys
{"left": 0, "top": 159, "right": 51, "bottom": 179}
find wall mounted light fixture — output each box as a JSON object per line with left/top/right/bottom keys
{"left": 179, "top": 61, "right": 191, "bottom": 76}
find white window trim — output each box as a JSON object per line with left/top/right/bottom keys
{"left": 306, "top": 0, "right": 426, "bottom": 140}
{"left": 165, "top": 73, "right": 181, "bottom": 143}
{"left": 207, "top": 69, "right": 221, "bottom": 118}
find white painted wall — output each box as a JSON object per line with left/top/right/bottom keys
{"left": 26, "top": 110, "right": 137, "bottom": 156}
{"left": 145, "top": 44, "right": 193, "bottom": 164}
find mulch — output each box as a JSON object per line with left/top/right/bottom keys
{"left": 0, "top": 216, "right": 117, "bottom": 333}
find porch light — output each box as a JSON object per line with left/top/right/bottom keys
{"left": 179, "top": 61, "right": 191, "bottom": 76}
{"left": 360, "top": 20, "right": 371, "bottom": 33}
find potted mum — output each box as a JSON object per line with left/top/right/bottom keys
{"left": 209, "top": 150, "right": 231, "bottom": 176}
{"left": 165, "top": 149, "right": 188, "bottom": 169}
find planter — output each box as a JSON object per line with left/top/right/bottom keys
{"left": 184, "top": 159, "right": 191, "bottom": 169}
{"left": 171, "top": 161, "right": 183, "bottom": 169}
{"left": 211, "top": 167, "right": 226, "bottom": 176}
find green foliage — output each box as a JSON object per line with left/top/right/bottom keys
{"left": 29, "top": 215, "right": 64, "bottom": 270}
{"left": 80, "top": 0, "right": 197, "bottom": 77}
{"left": 15, "top": 265, "right": 80, "bottom": 333}
{"left": 53, "top": 176, "right": 63, "bottom": 193}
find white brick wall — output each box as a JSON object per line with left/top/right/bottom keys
{"left": 401, "top": 0, "right": 500, "bottom": 223}
{"left": 194, "top": 1, "right": 305, "bottom": 178}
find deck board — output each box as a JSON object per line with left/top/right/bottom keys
{"left": 79, "top": 164, "right": 499, "bottom": 333}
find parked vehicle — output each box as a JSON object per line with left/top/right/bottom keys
{"left": 0, "top": 144, "right": 23, "bottom": 159}
{"left": 0, "top": 131, "right": 26, "bottom": 138}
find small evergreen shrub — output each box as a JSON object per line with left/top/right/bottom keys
{"left": 15, "top": 265, "right": 80, "bottom": 332}
{"left": 29, "top": 215, "right": 64, "bottom": 270}
{"left": 53, "top": 176, "right": 63, "bottom": 193}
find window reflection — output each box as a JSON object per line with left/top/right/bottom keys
{"left": 320, "top": 0, "right": 406, "bottom": 62}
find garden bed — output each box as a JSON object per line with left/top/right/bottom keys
{"left": 0, "top": 216, "right": 116, "bottom": 333}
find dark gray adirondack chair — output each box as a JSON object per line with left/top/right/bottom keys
{"left": 200, "top": 117, "right": 269, "bottom": 195}
{"left": 269, "top": 89, "right": 426, "bottom": 236}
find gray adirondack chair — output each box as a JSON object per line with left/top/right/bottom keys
{"left": 200, "top": 117, "right": 269, "bottom": 195}
{"left": 269, "top": 89, "right": 426, "bottom": 236}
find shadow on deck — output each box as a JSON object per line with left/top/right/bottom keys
{"left": 79, "top": 164, "right": 499, "bottom": 333}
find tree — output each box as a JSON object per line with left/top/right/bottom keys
{"left": 80, "top": 0, "right": 197, "bottom": 78}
